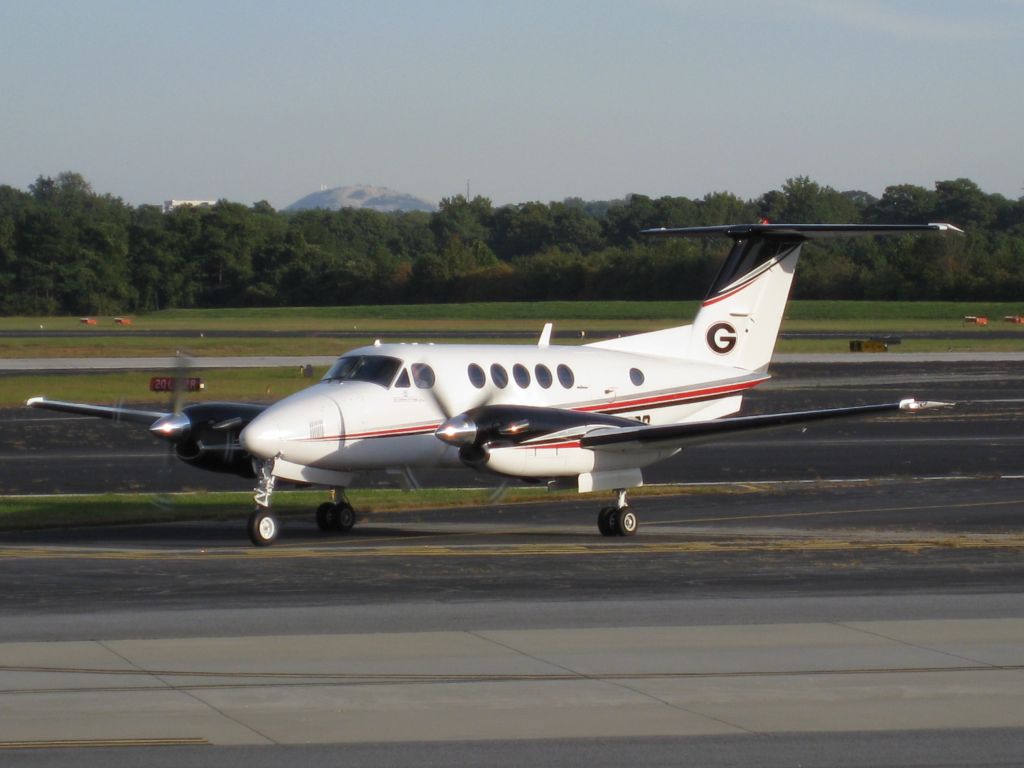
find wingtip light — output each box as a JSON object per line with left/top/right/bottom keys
{"left": 899, "top": 399, "right": 954, "bottom": 412}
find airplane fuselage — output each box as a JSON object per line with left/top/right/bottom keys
{"left": 239, "top": 340, "right": 767, "bottom": 488}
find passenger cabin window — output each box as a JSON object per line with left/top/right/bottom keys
{"left": 513, "top": 364, "right": 530, "bottom": 388}
{"left": 491, "top": 363, "right": 509, "bottom": 389}
{"left": 468, "top": 363, "right": 486, "bottom": 389}
{"left": 629, "top": 368, "right": 645, "bottom": 386}
{"left": 535, "top": 364, "right": 553, "bottom": 389}
{"left": 323, "top": 355, "right": 403, "bottom": 388}
{"left": 557, "top": 364, "right": 575, "bottom": 388}
{"left": 411, "top": 363, "right": 435, "bottom": 389}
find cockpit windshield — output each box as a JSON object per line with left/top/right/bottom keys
{"left": 323, "top": 355, "right": 403, "bottom": 387}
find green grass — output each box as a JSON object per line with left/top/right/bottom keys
{"left": 0, "top": 488, "right": 564, "bottom": 531}
{"left": 4, "top": 299, "right": 1024, "bottom": 332}
{"left": 0, "top": 489, "right": 525, "bottom": 530}
{"left": 0, "top": 484, "right": 756, "bottom": 532}
{"left": 7, "top": 367, "right": 328, "bottom": 407}
{"left": 0, "top": 302, "right": 692, "bottom": 333}
{"left": 783, "top": 300, "right": 1024, "bottom": 322}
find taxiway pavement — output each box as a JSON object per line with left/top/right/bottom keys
{"left": 1, "top": 356, "right": 1023, "bottom": 765}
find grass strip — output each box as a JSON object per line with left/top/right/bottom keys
{"left": 5, "top": 299, "right": 1024, "bottom": 332}
{"left": 0, "top": 485, "right": 754, "bottom": 532}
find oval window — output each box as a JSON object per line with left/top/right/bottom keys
{"left": 412, "top": 363, "right": 435, "bottom": 389}
{"left": 629, "top": 368, "right": 645, "bottom": 386}
{"left": 535, "top": 364, "right": 553, "bottom": 389}
{"left": 490, "top": 363, "right": 509, "bottom": 389}
{"left": 468, "top": 363, "right": 486, "bottom": 389}
{"left": 513, "top": 364, "right": 531, "bottom": 388}
{"left": 557, "top": 364, "right": 575, "bottom": 389}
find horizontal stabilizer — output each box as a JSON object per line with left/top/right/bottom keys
{"left": 642, "top": 222, "right": 963, "bottom": 240}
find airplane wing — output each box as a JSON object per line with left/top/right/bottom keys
{"left": 26, "top": 396, "right": 268, "bottom": 477}
{"left": 438, "top": 399, "right": 951, "bottom": 455}
{"left": 26, "top": 397, "right": 169, "bottom": 426}
{"left": 579, "top": 399, "right": 950, "bottom": 451}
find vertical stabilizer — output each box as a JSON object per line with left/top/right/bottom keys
{"left": 637, "top": 223, "right": 962, "bottom": 371}
{"left": 686, "top": 235, "right": 802, "bottom": 372}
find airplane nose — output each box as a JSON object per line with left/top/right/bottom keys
{"left": 240, "top": 394, "right": 343, "bottom": 461}
{"left": 239, "top": 410, "right": 285, "bottom": 460}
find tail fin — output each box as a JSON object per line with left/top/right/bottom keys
{"left": 684, "top": 230, "right": 802, "bottom": 371}
{"left": 591, "top": 223, "right": 962, "bottom": 371}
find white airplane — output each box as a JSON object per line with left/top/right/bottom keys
{"left": 28, "top": 222, "right": 960, "bottom": 545}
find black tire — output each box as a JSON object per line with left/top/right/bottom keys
{"left": 617, "top": 508, "right": 638, "bottom": 537}
{"left": 597, "top": 506, "right": 617, "bottom": 536}
{"left": 315, "top": 502, "right": 334, "bottom": 532}
{"left": 335, "top": 501, "right": 356, "bottom": 533}
{"left": 248, "top": 509, "right": 278, "bottom": 546}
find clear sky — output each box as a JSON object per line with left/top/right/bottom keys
{"left": 2, "top": 0, "right": 1021, "bottom": 209}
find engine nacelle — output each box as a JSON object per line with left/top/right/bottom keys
{"left": 170, "top": 402, "right": 267, "bottom": 477}
{"left": 175, "top": 436, "right": 255, "bottom": 477}
{"left": 478, "top": 443, "right": 678, "bottom": 480}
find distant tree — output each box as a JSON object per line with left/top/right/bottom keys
{"left": 4, "top": 171, "right": 1024, "bottom": 313}
{"left": 758, "top": 177, "right": 859, "bottom": 223}
{"left": 865, "top": 184, "right": 937, "bottom": 224}
{"left": 431, "top": 195, "right": 493, "bottom": 247}
{"left": 602, "top": 194, "right": 662, "bottom": 246}
{"left": 699, "top": 191, "right": 753, "bottom": 225}
{"left": 193, "top": 202, "right": 256, "bottom": 305}
{"left": 491, "top": 202, "right": 555, "bottom": 260}
{"left": 933, "top": 178, "right": 995, "bottom": 230}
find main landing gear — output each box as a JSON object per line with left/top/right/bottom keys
{"left": 248, "top": 460, "right": 358, "bottom": 547}
{"left": 597, "top": 488, "right": 638, "bottom": 538}
{"left": 315, "top": 489, "right": 356, "bottom": 534}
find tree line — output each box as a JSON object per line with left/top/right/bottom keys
{"left": 1, "top": 172, "right": 1022, "bottom": 315}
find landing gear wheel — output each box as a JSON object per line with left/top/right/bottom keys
{"left": 597, "top": 506, "right": 617, "bottom": 536}
{"left": 617, "top": 508, "right": 638, "bottom": 537}
{"left": 248, "top": 509, "right": 279, "bottom": 546}
{"left": 334, "top": 501, "right": 356, "bottom": 533}
{"left": 315, "top": 502, "right": 334, "bottom": 532}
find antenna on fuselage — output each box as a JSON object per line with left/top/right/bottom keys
{"left": 538, "top": 323, "right": 553, "bottom": 348}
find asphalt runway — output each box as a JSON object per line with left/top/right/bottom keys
{"left": 2, "top": 357, "right": 1024, "bottom": 765}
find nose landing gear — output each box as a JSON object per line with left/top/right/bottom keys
{"left": 249, "top": 459, "right": 279, "bottom": 546}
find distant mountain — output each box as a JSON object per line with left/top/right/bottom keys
{"left": 285, "top": 185, "right": 436, "bottom": 213}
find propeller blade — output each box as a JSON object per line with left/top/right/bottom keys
{"left": 171, "top": 350, "right": 194, "bottom": 416}
{"left": 487, "top": 480, "right": 511, "bottom": 504}
{"left": 151, "top": 350, "right": 195, "bottom": 512}
{"left": 422, "top": 368, "right": 497, "bottom": 421}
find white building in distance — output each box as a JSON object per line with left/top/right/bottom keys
{"left": 162, "top": 199, "right": 217, "bottom": 213}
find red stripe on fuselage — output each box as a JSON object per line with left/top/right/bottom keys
{"left": 576, "top": 377, "right": 764, "bottom": 414}
{"left": 296, "top": 378, "right": 765, "bottom": 443}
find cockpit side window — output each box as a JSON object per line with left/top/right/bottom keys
{"left": 394, "top": 369, "right": 411, "bottom": 388}
{"left": 411, "top": 363, "right": 435, "bottom": 389}
{"left": 323, "top": 355, "right": 403, "bottom": 388}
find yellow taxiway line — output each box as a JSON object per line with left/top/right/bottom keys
{"left": 1, "top": 533, "right": 1023, "bottom": 561}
